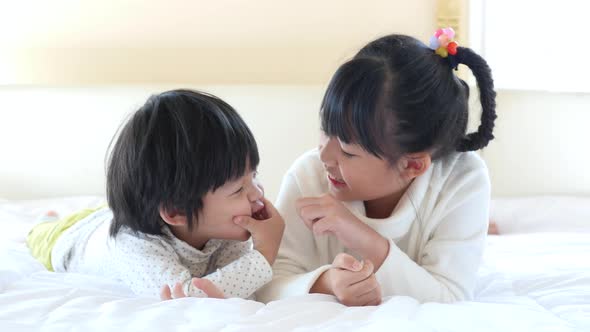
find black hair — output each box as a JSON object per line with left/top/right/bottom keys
{"left": 106, "top": 89, "right": 259, "bottom": 237}
{"left": 320, "top": 34, "right": 496, "bottom": 164}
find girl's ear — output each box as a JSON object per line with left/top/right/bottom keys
{"left": 159, "top": 206, "right": 188, "bottom": 226}
{"left": 399, "top": 152, "right": 432, "bottom": 180}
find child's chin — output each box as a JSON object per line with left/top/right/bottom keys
{"left": 232, "top": 230, "right": 251, "bottom": 242}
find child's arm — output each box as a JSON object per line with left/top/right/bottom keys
{"left": 256, "top": 173, "right": 336, "bottom": 303}
{"left": 232, "top": 197, "right": 285, "bottom": 265}
{"left": 159, "top": 242, "right": 271, "bottom": 300}
{"left": 160, "top": 198, "right": 285, "bottom": 300}
{"left": 194, "top": 198, "right": 284, "bottom": 299}
{"left": 110, "top": 232, "right": 229, "bottom": 298}
{"left": 112, "top": 231, "right": 273, "bottom": 299}
{"left": 195, "top": 240, "right": 273, "bottom": 299}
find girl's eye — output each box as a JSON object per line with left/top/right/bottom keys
{"left": 233, "top": 187, "right": 244, "bottom": 195}
{"left": 342, "top": 150, "right": 356, "bottom": 158}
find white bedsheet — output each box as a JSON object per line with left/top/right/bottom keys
{"left": 0, "top": 197, "right": 588, "bottom": 331}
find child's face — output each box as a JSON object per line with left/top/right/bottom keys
{"left": 196, "top": 168, "right": 264, "bottom": 241}
{"left": 318, "top": 133, "right": 410, "bottom": 203}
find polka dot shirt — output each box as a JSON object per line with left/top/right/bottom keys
{"left": 51, "top": 208, "right": 273, "bottom": 299}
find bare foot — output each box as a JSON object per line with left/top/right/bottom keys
{"left": 488, "top": 221, "right": 499, "bottom": 235}
{"left": 36, "top": 210, "right": 59, "bottom": 223}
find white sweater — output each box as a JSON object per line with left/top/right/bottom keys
{"left": 257, "top": 149, "right": 490, "bottom": 303}
{"left": 51, "top": 208, "right": 272, "bottom": 299}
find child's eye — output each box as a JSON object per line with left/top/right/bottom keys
{"left": 233, "top": 187, "right": 244, "bottom": 195}
{"left": 342, "top": 150, "right": 356, "bottom": 158}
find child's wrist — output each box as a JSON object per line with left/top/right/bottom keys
{"left": 255, "top": 245, "right": 276, "bottom": 265}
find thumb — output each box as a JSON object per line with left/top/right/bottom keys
{"left": 233, "top": 215, "right": 258, "bottom": 232}
{"left": 332, "top": 253, "right": 363, "bottom": 272}
{"left": 192, "top": 278, "right": 225, "bottom": 299}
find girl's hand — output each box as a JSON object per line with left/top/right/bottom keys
{"left": 233, "top": 198, "right": 285, "bottom": 265}
{"left": 160, "top": 278, "right": 225, "bottom": 300}
{"left": 296, "top": 194, "right": 389, "bottom": 268}
{"left": 311, "top": 253, "right": 382, "bottom": 306}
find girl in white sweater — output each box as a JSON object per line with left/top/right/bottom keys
{"left": 257, "top": 30, "right": 497, "bottom": 305}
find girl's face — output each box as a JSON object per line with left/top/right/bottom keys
{"left": 318, "top": 133, "right": 409, "bottom": 203}
{"left": 196, "top": 168, "right": 264, "bottom": 242}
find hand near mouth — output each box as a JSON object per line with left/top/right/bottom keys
{"left": 251, "top": 199, "right": 270, "bottom": 220}
{"left": 233, "top": 198, "right": 285, "bottom": 265}
{"left": 295, "top": 194, "right": 390, "bottom": 271}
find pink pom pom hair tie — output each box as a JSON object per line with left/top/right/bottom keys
{"left": 428, "top": 27, "right": 460, "bottom": 70}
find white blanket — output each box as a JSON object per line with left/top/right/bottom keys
{"left": 0, "top": 197, "right": 588, "bottom": 331}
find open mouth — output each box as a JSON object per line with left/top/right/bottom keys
{"left": 252, "top": 200, "right": 269, "bottom": 220}
{"left": 327, "top": 174, "right": 346, "bottom": 187}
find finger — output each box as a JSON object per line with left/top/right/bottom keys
{"left": 233, "top": 215, "right": 258, "bottom": 232}
{"left": 311, "top": 216, "right": 334, "bottom": 236}
{"left": 345, "top": 260, "right": 375, "bottom": 285}
{"left": 258, "top": 197, "right": 278, "bottom": 220}
{"left": 348, "top": 274, "right": 379, "bottom": 298}
{"left": 252, "top": 197, "right": 279, "bottom": 221}
{"left": 172, "top": 282, "right": 186, "bottom": 298}
{"left": 160, "top": 284, "right": 172, "bottom": 301}
{"left": 193, "top": 278, "right": 225, "bottom": 299}
{"left": 295, "top": 197, "right": 322, "bottom": 213}
{"left": 299, "top": 205, "right": 326, "bottom": 230}
{"left": 261, "top": 197, "right": 283, "bottom": 219}
{"left": 358, "top": 287, "right": 382, "bottom": 306}
{"left": 300, "top": 214, "right": 313, "bottom": 230}
{"left": 332, "top": 253, "right": 363, "bottom": 272}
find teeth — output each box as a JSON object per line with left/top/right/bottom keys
{"left": 329, "top": 175, "right": 344, "bottom": 183}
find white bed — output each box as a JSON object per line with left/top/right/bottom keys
{"left": 1, "top": 196, "right": 588, "bottom": 331}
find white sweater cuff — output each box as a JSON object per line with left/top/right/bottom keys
{"left": 375, "top": 238, "right": 405, "bottom": 296}
{"left": 256, "top": 264, "right": 332, "bottom": 303}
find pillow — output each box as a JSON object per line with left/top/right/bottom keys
{"left": 490, "top": 196, "right": 590, "bottom": 234}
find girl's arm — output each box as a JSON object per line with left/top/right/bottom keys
{"left": 374, "top": 164, "right": 491, "bottom": 303}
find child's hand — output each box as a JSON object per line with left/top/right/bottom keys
{"left": 233, "top": 198, "right": 285, "bottom": 265}
{"left": 311, "top": 253, "right": 382, "bottom": 306}
{"left": 296, "top": 194, "right": 389, "bottom": 267}
{"left": 160, "top": 278, "right": 225, "bottom": 300}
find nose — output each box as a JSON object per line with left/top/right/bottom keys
{"left": 247, "top": 180, "right": 264, "bottom": 212}
{"left": 319, "top": 135, "right": 338, "bottom": 168}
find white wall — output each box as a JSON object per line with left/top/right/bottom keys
{"left": 0, "top": 86, "right": 324, "bottom": 201}
{"left": 1, "top": 86, "right": 589, "bottom": 201}
{"left": 1, "top": 1, "right": 588, "bottom": 200}
{"left": 482, "top": 90, "right": 590, "bottom": 197}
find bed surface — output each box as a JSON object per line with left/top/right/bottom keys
{"left": 1, "top": 196, "right": 588, "bottom": 331}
